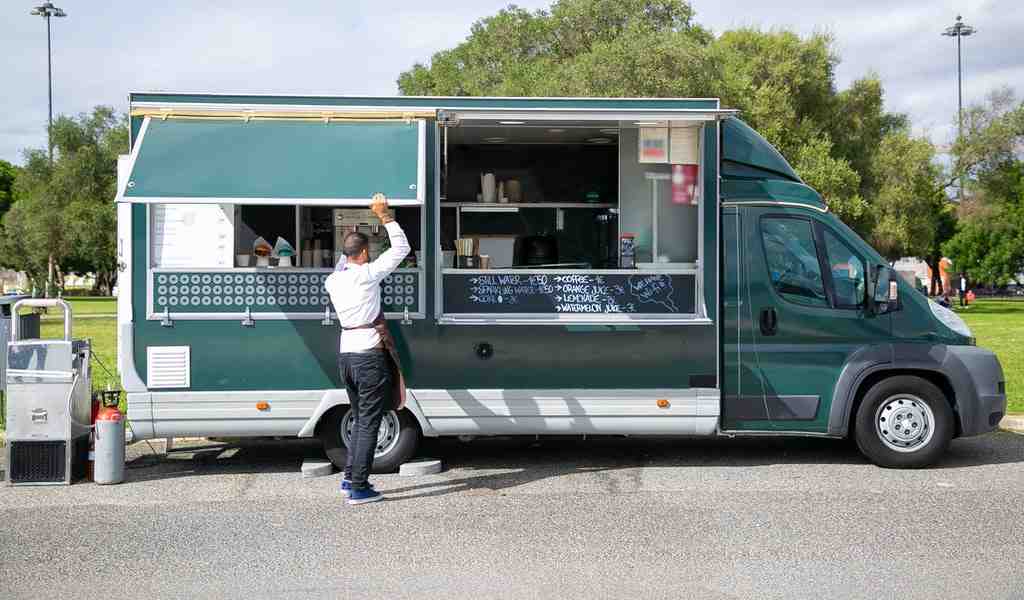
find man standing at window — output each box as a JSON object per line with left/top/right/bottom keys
{"left": 325, "top": 193, "right": 410, "bottom": 505}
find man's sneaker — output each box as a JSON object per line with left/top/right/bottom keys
{"left": 347, "top": 488, "right": 384, "bottom": 505}
{"left": 340, "top": 479, "right": 374, "bottom": 498}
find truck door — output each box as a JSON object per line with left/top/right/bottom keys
{"left": 721, "top": 208, "right": 770, "bottom": 428}
{"left": 744, "top": 207, "right": 888, "bottom": 431}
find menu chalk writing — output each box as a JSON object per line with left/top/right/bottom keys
{"left": 444, "top": 272, "right": 696, "bottom": 315}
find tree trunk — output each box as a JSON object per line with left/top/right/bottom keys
{"left": 46, "top": 253, "right": 54, "bottom": 298}
{"left": 927, "top": 255, "right": 943, "bottom": 296}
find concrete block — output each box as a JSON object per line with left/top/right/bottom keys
{"left": 301, "top": 459, "right": 335, "bottom": 478}
{"left": 999, "top": 415, "right": 1024, "bottom": 433}
{"left": 399, "top": 458, "right": 443, "bottom": 476}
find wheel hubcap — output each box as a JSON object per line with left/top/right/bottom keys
{"left": 341, "top": 410, "right": 401, "bottom": 458}
{"left": 875, "top": 394, "right": 934, "bottom": 453}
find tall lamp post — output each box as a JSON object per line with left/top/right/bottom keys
{"left": 30, "top": 2, "right": 67, "bottom": 165}
{"left": 942, "top": 14, "right": 975, "bottom": 202}
{"left": 30, "top": 2, "right": 67, "bottom": 297}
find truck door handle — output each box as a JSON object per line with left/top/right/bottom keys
{"left": 759, "top": 307, "right": 778, "bottom": 336}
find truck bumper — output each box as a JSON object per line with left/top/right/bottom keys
{"left": 947, "top": 346, "right": 1007, "bottom": 437}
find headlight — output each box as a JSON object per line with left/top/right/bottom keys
{"left": 929, "top": 299, "right": 973, "bottom": 338}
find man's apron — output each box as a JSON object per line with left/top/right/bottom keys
{"left": 342, "top": 312, "right": 406, "bottom": 410}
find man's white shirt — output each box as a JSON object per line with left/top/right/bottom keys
{"left": 324, "top": 221, "right": 410, "bottom": 353}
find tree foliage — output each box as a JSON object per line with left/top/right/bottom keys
{"left": 942, "top": 90, "right": 1024, "bottom": 286}
{"left": 0, "top": 106, "right": 127, "bottom": 294}
{"left": 867, "top": 131, "right": 946, "bottom": 261}
{"left": 0, "top": 159, "right": 18, "bottom": 222}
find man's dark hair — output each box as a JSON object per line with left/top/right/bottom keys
{"left": 342, "top": 231, "right": 369, "bottom": 257}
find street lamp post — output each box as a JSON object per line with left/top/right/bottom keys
{"left": 30, "top": 2, "right": 67, "bottom": 298}
{"left": 30, "top": 2, "right": 67, "bottom": 165}
{"left": 942, "top": 14, "right": 976, "bottom": 202}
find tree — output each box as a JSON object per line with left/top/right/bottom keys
{"left": 791, "top": 134, "right": 865, "bottom": 225}
{"left": 867, "top": 130, "right": 946, "bottom": 262}
{"left": 0, "top": 159, "right": 18, "bottom": 222}
{"left": 0, "top": 106, "right": 127, "bottom": 295}
{"left": 397, "top": 1, "right": 710, "bottom": 97}
{"left": 942, "top": 90, "right": 1024, "bottom": 285}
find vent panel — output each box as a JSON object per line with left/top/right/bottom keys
{"left": 147, "top": 346, "right": 191, "bottom": 389}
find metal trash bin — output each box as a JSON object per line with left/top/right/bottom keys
{"left": 0, "top": 295, "right": 40, "bottom": 395}
{"left": 4, "top": 299, "right": 91, "bottom": 485}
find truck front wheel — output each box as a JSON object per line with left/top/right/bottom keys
{"left": 854, "top": 375, "right": 954, "bottom": 468}
{"left": 318, "top": 407, "right": 421, "bottom": 473}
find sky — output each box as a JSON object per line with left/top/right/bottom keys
{"left": 1, "top": 0, "right": 1020, "bottom": 164}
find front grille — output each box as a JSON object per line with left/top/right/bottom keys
{"left": 9, "top": 440, "right": 66, "bottom": 483}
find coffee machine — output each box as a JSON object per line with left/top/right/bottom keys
{"left": 334, "top": 209, "right": 387, "bottom": 264}
{"left": 595, "top": 210, "right": 619, "bottom": 268}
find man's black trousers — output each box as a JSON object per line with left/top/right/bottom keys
{"left": 339, "top": 350, "right": 391, "bottom": 490}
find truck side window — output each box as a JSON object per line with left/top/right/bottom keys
{"left": 760, "top": 217, "right": 828, "bottom": 308}
{"left": 822, "top": 228, "right": 865, "bottom": 308}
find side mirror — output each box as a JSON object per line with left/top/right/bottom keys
{"left": 870, "top": 265, "right": 898, "bottom": 314}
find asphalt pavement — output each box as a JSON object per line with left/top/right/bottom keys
{"left": 1, "top": 432, "right": 1023, "bottom": 599}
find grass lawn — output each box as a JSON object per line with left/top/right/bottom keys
{"left": 955, "top": 299, "right": 1024, "bottom": 413}
{"left": 40, "top": 296, "right": 116, "bottom": 317}
{"left": 39, "top": 317, "right": 120, "bottom": 390}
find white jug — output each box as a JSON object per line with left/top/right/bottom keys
{"left": 480, "top": 172, "right": 496, "bottom": 203}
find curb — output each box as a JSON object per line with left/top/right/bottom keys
{"left": 301, "top": 459, "right": 335, "bottom": 478}
{"left": 399, "top": 458, "right": 444, "bottom": 476}
{"left": 1000, "top": 415, "right": 1024, "bottom": 433}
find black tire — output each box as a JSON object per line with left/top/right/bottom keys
{"left": 317, "top": 406, "right": 421, "bottom": 473}
{"left": 853, "top": 375, "right": 954, "bottom": 468}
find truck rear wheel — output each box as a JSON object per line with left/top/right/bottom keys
{"left": 853, "top": 375, "right": 954, "bottom": 468}
{"left": 318, "top": 407, "right": 421, "bottom": 473}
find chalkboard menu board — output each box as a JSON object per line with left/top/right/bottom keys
{"left": 443, "top": 272, "right": 696, "bottom": 315}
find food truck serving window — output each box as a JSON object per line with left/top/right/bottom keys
{"left": 435, "top": 114, "right": 713, "bottom": 324}
{"left": 123, "top": 115, "right": 428, "bottom": 322}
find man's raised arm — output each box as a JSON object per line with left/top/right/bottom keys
{"left": 366, "top": 193, "right": 410, "bottom": 283}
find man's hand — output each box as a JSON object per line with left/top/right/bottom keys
{"left": 370, "top": 193, "right": 393, "bottom": 223}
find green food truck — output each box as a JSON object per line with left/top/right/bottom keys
{"left": 115, "top": 93, "right": 1006, "bottom": 469}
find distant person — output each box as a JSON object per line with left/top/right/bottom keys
{"left": 937, "top": 293, "right": 951, "bottom": 308}
{"left": 325, "top": 193, "right": 410, "bottom": 505}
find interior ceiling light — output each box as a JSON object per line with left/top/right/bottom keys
{"left": 599, "top": 128, "right": 619, "bottom": 135}
{"left": 499, "top": 120, "right": 525, "bottom": 125}
{"left": 634, "top": 121, "right": 661, "bottom": 126}
{"left": 547, "top": 128, "right": 566, "bottom": 133}
{"left": 484, "top": 137, "right": 507, "bottom": 143}
{"left": 586, "top": 137, "right": 612, "bottom": 144}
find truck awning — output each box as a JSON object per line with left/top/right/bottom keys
{"left": 117, "top": 116, "right": 427, "bottom": 206}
